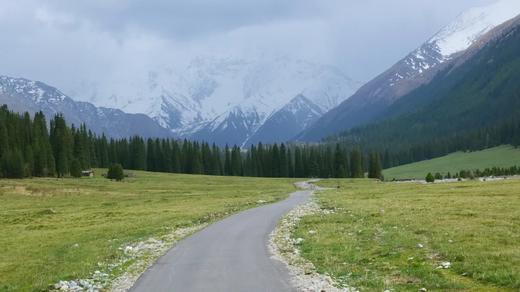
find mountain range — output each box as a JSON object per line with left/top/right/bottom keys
{"left": 298, "top": 0, "right": 520, "bottom": 141}
{"left": 70, "top": 56, "right": 360, "bottom": 146}
{"left": 0, "top": 76, "right": 171, "bottom": 138}
{"left": 331, "top": 12, "right": 520, "bottom": 160}
{"left": 1, "top": 0, "right": 519, "bottom": 147}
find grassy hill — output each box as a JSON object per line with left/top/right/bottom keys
{"left": 383, "top": 145, "right": 520, "bottom": 180}
{"left": 0, "top": 171, "right": 296, "bottom": 291}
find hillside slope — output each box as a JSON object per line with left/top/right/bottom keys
{"left": 383, "top": 145, "right": 520, "bottom": 180}
{"left": 298, "top": 1, "right": 520, "bottom": 141}
{"left": 326, "top": 16, "right": 520, "bottom": 162}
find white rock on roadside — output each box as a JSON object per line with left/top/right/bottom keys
{"left": 51, "top": 224, "right": 206, "bottom": 292}
{"left": 438, "top": 261, "right": 451, "bottom": 269}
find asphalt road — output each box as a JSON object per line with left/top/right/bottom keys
{"left": 130, "top": 188, "right": 312, "bottom": 292}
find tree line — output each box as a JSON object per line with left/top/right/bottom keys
{"left": 425, "top": 165, "right": 520, "bottom": 183}
{"left": 0, "top": 105, "right": 383, "bottom": 179}
{"left": 331, "top": 116, "right": 520, "bottom": 170}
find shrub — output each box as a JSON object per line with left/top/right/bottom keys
{"left": 107, "top": 163, "right": 124, "bottom": 181}
{"left": 425, "top": 172, "right": 435, "bottom": 183}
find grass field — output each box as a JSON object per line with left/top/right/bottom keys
{"left": 294, "top": 179, "right": 520, "bottom": 291}
{"left": 383, "top": 145, "right": 520, "bottom": 180}
{"left": 0, "top": 171, "right": 296, "bottom": 291}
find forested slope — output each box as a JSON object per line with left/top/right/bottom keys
{"left": 330, "top": 20, "right": 520, "bottom": 167}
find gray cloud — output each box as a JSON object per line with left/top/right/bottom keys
{"left": 0, "top": 0, "right": 495, "bottom": 98}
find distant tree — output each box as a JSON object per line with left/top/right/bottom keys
{"left": 231, "top": 145, "right": 242, "bottom": 176}
{"left": 70, "top": 159, "right": 82, "bottom": 178}
{"left": 224, "top": 145, "right": 232, "bottom": 176}
{"left": 287, "top": 148, "right": 294, "bottom": 178}
{"left": 368, "top": 152, "right": 383, "bottom": 180}
{"left": 349, "top": 150, "right": 364, "bottom": 178}
{"left": 271, "top": 144, "right": 280, "bottom": 177}
{"left": 434, "top": 172, "right": 443, "bottom": 180}
{"left": 294, "top": 147, "right": 304, "bottom": 178}
{"left": 107, "top": 163, "right": 124, "bottom": 181}
{"left": 425, "top": 172, "right": 435, "bottom": 183}
{"left": 1, "top": 150, "right": 25, "bottom": 178}
{"left": 279, "top": 144, "right": 289, "bottom": 178}
{"left": 333, "top": 144, "right": 347, "bottom": 178}
{"left": 50, "top": 114, "right": 73, "bottom": 177}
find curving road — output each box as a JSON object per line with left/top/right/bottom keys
{"left": 130, "top": 186, "right": 312, "bottom": 292}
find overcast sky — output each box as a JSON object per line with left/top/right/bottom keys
{"left": 0, "top": 0, "right": 494, "bottom": 97}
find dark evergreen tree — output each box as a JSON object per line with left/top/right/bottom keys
{"left": 107, "top": 163, "right": 124, "bottom": 181}
{"left": 1, "top": 150, "right": 25, "bottom": 178}
{"left": 425, "top": 172, "right": 435, "bottom": 183}
{"left": 350, "top": 149, "right": 364, "bottom": 178}
{"left": 333, "top": 144, "right": 347, "bottom": 178}
{"left": 368, "top": 152, "right": 383, "bottom": 180}
{"left": 50, "top": 114, "right": 73, "bottom": 177}
{"left": 70, "top": 159, "right": 82, "bottom": 178}
{"left": 224, "top": 145, "right": 232, "bottom": 176}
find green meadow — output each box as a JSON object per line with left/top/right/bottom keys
{"left": 0, "top": 171, "right": 296, "bottom": 291}
{"left": 294, "top": 179, "right": 520, "bottom": 291}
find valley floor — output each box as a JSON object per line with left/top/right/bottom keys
{"left": 2, "top": 172, "right": 519, "bottom": 292}
{"left": 294, "top": 179, "right": 520, "bottom": 291}
{"left": 0, "top": 171, "right": 296, "bottom": 291}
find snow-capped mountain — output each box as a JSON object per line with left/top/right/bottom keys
{"left": 397, "top": 0, "right": 520, "bottom": 82}
{"left": 243, "top": 94, "right": 324, "bottom": 146}
{"left": 298, "top": 0, "right": 520, "bottom": 141}
{"left": 0, "top": 76, "right": 172, "bottom": 138}
{"left": 429, "top": 0, "right": 520, "bottom": 57}
{"left": 71, "top": 56, "right": 360, "bottom": 146}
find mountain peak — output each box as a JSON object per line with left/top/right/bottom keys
{"left": 73, "top": 55, "right": 360, "bottom": 146}
{"left": 296, "top": 0, "right": 520, "bottom": 142}
{"left": 429, "top": 0, "right": 520, "bottom": 58}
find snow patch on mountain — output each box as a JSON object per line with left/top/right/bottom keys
{"left": 0, "top": 75, "right": 172, "bottom": 138}
{"left": 71, "top": 55, "right": 360, "bottom": 145}
{"left": 391, "top": 0, "right": 520, "bottom": 87}
{"left": 429, "top": 0, "right": 520, "bottom": 57}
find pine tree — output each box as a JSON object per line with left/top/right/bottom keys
{"left": 70, "top": 159, "right": 82, "bottom": 178}
{"left": 287, "top": 148, "right": 294, "bottom": 178}
{"left": 368, "top": 152, "right": 383, "bottom": 180}
{"left": 333, "top": 144, "right": 347, "bottom": 178}
{"left": 224, "top": 145, "right": 232, "bottom": 176}
{"left": 50, "top": 114, "right": 73, "bottom": 177}
{"left": 171, "top": 140, "right": 181, "bottom": 173}
{"left": 107, "top": 163, "right": 124, "bottom": 181}
{"left": 1, "top": 150, "right": 25, "bottom": 178}
{"left": 350, "top": 150, "right": 364, "bottom": 178}
{"left": 271, "top": 144, "right": 280, "bottom": 177}
{"left": 294, "top": 147, "right": 304, "bottom": 178}
{"left": 146, "top": 138, "right": 156, "bottom": 171}
{"left": 425, "top": 172, "right": 435, "bottom": 183}
{"left": 231, "top": 146, "right": 242, "bottom": 176}
{"left": 279, "top": 144, "right": 289, "bottom": 177}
